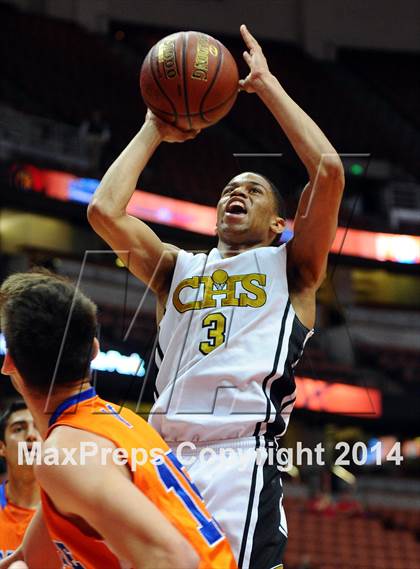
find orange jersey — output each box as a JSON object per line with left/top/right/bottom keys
{"left": 41, "top": 387, "right": 237, "bottom": 569}
{"left": 0, "top": 482, "right": 36, "bottom": 560}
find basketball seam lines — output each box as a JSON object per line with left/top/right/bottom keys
{"left": 146, "top": 88, "right": 238, "bottom": 118}
{"left": 181, "top": 31, "right": 192, "bottom": 129}
{"left": 148, "top": 45, "right": 178, "bottom": 123}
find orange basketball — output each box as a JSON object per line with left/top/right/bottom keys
{"left": 140, "top": 31, "right": 239, "bottom": 130}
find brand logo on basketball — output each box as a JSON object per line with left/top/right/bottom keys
{"left": 192, "top": 34, "right": 212, "bottom": 81}
{"left": 158, "top": 39, "right": 178, "bottom": 79}
{"left": 140, "top": 30, "right": 239, "bottom": 130}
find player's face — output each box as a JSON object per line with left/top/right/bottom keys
{"left": 0, "top": 409, "right": 41, "bottom": 469}
{"left": 216, "top": 172, "right": 282, "bottom": 244}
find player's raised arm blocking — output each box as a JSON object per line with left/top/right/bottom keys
{"left": 87, "top": 111, "right": 200, "bottom": 298}
{"left": 239, "top": 24, "right": 345, "bottom": 326}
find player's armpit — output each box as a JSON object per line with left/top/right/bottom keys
{"left": 87, "top": 207, "right": 179, "bottom": 296}
{"left": 35, "top": 435, "right": 199, "bottom": 569}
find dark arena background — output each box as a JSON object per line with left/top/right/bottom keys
{"left": 1, "top": 1, "right": 420, "bottom": 568}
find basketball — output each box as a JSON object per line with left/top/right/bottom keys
{"left": 140, "top": 31, "right": 239, "bottom": 130}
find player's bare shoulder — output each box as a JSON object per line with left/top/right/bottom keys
{"left": 162, "top": 242, "right": 181, "bottom": 257}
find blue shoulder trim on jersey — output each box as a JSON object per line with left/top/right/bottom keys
{"left": 0, "top": 482, "right": 7, "bottom": 510}
{"left": 49, "top": 387, "right": 97, "bottom": 427}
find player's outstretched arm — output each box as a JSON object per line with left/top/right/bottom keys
{"left": 0, "top": 508, "right": 61, "bottom": 569}
{"left": 239, "top": 24, "right": 344, "bottom": 322}
{"left": 88, "top": 112, "right": 200, "bottom": 297}
{"left": 35, "top": 430, "right": 199, "bottom": 569}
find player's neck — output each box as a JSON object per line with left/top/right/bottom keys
{"left": 5, "top": 474, "right": 39, "bottom": 510}
{"left": 23, "top": 380, "right": 92, "bottom": 439}
{"left": 217, "top": 238, "right": 269, "bottom": 258}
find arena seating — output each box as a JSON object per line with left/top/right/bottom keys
{"left": 339, "top": 48, "right": 420, "bottom": 131}
{"left": 367, "top": 504, "right": 420, "bottom": 534}
{"left": 0, "top": 2, "right": 138, "bottom": 154}
{"left": 283, "top": 495, "right": 420, "bottom": 569}
{"left": 357, "top": 344, "right": 420, "bottom": 392}
{"left": 2, "top": 3, "right": 420, "bottom": 189}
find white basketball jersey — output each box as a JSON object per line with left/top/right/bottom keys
{"left": 149, "top": 245, "right": 313, "bottom": 442}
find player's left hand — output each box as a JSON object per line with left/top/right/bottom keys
{"left": 239, "top": 24, "right": 272, "bottom": 94}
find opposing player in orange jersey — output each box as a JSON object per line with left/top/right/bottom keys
{"left": 0, "top": 402, "right": 40, "bottom": 560}
{"left": 0, "top": 270, "right": 236, "bottom": 569}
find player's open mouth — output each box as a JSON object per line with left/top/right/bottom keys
{"left": 225, "top": 199, "right": 248, "bottom": 218}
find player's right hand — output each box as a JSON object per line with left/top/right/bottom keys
{"left": 238, "top": 24, "right": 272, "bottom": 94}
{"left": 145, "top": 109, "right": 201, "bottom": 143}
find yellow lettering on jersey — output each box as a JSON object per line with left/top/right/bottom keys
{"left": 199, "top": 313, "right": 226, "bottom": 354}
{"left": 201, "top": 275, "right": 221, "bottom": 308}
{"left": 173, "top": 276, "right": 201, "bottom": 313}
{"left": 240, "top": 274, "right": 267, "bottom": 307}
{"left": 173, "top": 270, "right": 267, "bottom": 313}
{"left": 202, "top": 271, "right": 242, "bottom": 308}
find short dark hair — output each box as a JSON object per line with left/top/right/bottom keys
{"left": 0, "top": 401, "right": 28, "bottom": 441}
{"left": 0, "top": 269, "right": 97, "bottom": 392}
{"left": 259, "top": 174, "right": 287, "bottom": 218}
{"left": 256, "top": 174, "right": 286, "bottom": 246}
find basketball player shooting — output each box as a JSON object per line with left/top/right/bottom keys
{"left": 88, "top": 24, "right": 345, "bottom": 569}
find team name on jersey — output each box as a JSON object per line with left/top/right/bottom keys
{"left": 173, "top": 269, "right": 267, "bottom": 313}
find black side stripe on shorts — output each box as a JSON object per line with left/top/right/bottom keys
{"left": 253, "top": 300, "right": 291, "bottom": 438}
{"left": 156, "top": 340, "right": 164, "bottom": 362}
{"left": 238, "top": 437, "right": 261, "bottom": 568}
{"left": 249, "top": 438, "right": 287, "bottom": 569}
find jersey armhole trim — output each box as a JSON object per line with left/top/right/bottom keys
{"left": 289, "top": 301, "right": 314, "bottom": 336}
{"left": 295, "top": 314, "right": 314, "bottom": 335}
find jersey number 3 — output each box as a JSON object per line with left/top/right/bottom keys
{"left": 199, "top": 313, "right": 226, "bottom": 355}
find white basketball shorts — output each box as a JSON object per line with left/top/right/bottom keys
{"left": 174, "top": 436, "right": 287, "bottom": 569}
